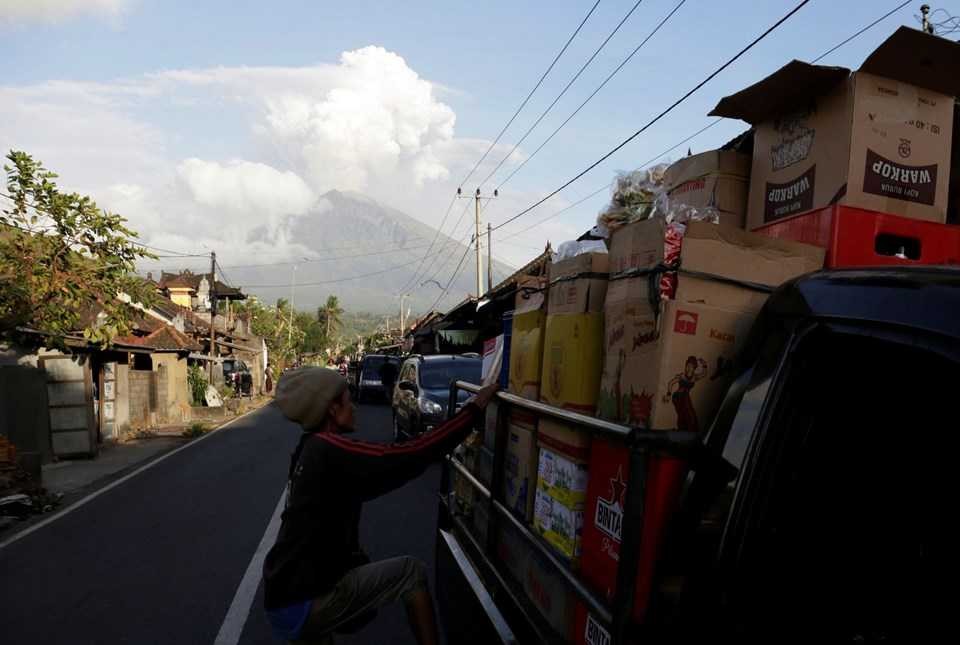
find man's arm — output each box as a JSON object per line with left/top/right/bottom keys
{"left": 318, "top": 400, "right": 485, "bottom": 501}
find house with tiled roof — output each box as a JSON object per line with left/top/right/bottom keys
{"left": 154, "top": 270, "right": 245, "bottom": 310}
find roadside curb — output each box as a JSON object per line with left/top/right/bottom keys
{"left": 0, "top": 400, "right": 272, "bottom": 552}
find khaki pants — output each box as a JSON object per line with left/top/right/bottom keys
{"left": 292, "top": 555, "right": 427, "bottom": 644}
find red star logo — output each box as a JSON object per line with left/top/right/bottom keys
{"left": 608, "top": 467, "right": 627, "bottom": 508}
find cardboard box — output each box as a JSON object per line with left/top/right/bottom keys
{"left": 536, "top": 444, "right": 589, "bottom": 509}
{"left": 606, "top": 218, "right": 825, "bottom": 309}
{"left": 665, "top": 150, "right": 751, "bottom": 228}
{"left": 508, "top": 309, "right": 547, "bottom": 402}
{"left": 496, "top": 520, "right": 578, "bottom": 639}
{"left": 546, "top": 253, "right": 609, "bottom": 315}
{"left": 482, "top": 400, "right": 499, "bottom": 452}
{"left": 539, "top": 253, "right": 609, "bottom": 423}
{"left": 471, "top": 494, "right": 490, "bottom": 547}
{"left": 711, "top": 27, "right": 960, "bottom": 228}
{"left": 501, "top": 423, "right": 539, "bottom": 522}
{"left": 539, "top": 417, "right": 591, "bottom": 462}
{"left": 534, "top": 486, "right": 584, "bottom": 562}
{"left": 477, "top": 445, "right": 494, "bottom": 490}
{"left": 598, "top": 298, "right": 755, "bottom": 430}
{"left": 514, "top": 274, "right": 548, "bottom": 313}
{"left": 540, "top": 311, "right": 605, "bottom": 414}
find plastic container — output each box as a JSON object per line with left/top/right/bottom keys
{"left": 754, "top": 204, "right": 960, "bottom": 268}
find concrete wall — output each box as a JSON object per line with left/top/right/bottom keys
{"left": 128, "top": 369, "right": 156, "bottom": 429}
{"left": 115, "top": 364, "right": 130, "bottom": 435}
{"left": 152, "top": 353, "right": 190, "bottom": 424}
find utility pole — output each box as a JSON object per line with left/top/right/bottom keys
{"left": 399, "top": 293, "right": 410, "bottom": 338}
{"left": 921, "top": 4, "right": 934, "bottom": 34}
{"left": 208, "top": 251, "right": 217, "bottom": 381}
{"left": 457, "top": 187, "right": 498, "bottom": 298}
{"left": 288, "top": 263, "right": 297, "bottom": 358}
{"left": 487, "top": 222, "right": 493, "bottom": 292}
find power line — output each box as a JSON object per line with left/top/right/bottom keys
{"left": 216, "top": 242, "right": 437, "bottom": 270}
{"left": 428, "top": 242, "right": 474, "bottom": 312}
{"left": 458, "top": 0, "right": 601, "bottom": 188}
{"left": 479, "top": 0, "right": 647, "bottom": 189}
{"left": 410, "top": 198, "right": 474, "bottom": 289}
{"left": 240, "top": 255, "right": 427, "bottom": 289}
{"left": 397, "top": 193, "right": 458, "bottom": 294}
{"left": 493, "top": 0, "right": 905, "bottom": 242}
{"left": 497, "top": 117, "right": 723, "bottom": 240}
{"left": 403, "top": 4, "right": 602, "bottom": 293}
{"left": 491, "top": 0, "right": 814, "bottom": 234}
{"left": 493, "top": 0, "right": 688, "bottom": 190}
{"left": 812, "top": 0, "right": 911, "bottom": 62}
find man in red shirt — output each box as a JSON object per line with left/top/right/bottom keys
{"left": 264, "top": 367, "right": 496, "bottom": 644}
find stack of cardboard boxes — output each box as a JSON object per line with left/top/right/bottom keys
{"left": 532, "top": 252, "right": 608, "bottom": 564}
{"left": 453, "top": 25, "right": 960, "bottom": 645}
{"left": 501, "top": 275, "right": 548, "bottom": 522}
{"left": 708, "top": 26, "right": 960, "bottom": 266}
{"left": 574, "top": 219, "right": 824, "bottom": 632}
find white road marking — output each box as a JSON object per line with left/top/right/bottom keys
{"left": 0, "top": 404, "right": 268, "bottom": 551}
{"left": 214, "top": 487, "right": 287, "bottom": 645}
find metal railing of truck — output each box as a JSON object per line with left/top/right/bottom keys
{"left": 442, "top": 380, "right": 708, "bottom": 645}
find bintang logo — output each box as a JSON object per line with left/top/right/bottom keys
{"left": 594, "top": 468, "right": 626, "bottom": 542}
{"left": 585, "top": 613, "right": 612, "bottom": 645}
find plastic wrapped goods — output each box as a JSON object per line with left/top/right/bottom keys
{"left": 553, "top": 239, "right": 608, "bottom": 262}
{"left": 598, "top": 164, "right": 668, "bottom": 232}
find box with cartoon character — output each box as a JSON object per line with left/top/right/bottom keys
{"left": 598, "top": 298, "right": 757, "bottom": 431}
{"left": 597, "top": 219, "right": 824, "bottom": 428}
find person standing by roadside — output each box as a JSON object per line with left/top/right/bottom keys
{"left": 378, "top": 358, "right": 399, "bottom": 401}
{"left": 263, "top": 367, "right": 496, "bottom": 644}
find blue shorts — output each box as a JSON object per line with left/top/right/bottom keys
{"left": 265, "top": 600, "right": 312, "bottom": 641}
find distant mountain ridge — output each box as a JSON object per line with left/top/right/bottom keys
{"left": 231, "top": 190, "right": 515, "bottom": 314}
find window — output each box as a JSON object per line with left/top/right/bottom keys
{"left": 723, "top": 329, "right": 957, "bottom": 642}
{"left": 419, "top": 361, "right": 481, "bottom": 390}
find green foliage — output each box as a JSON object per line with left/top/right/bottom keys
{"left": 182, "top": 422, "right": 207, "bottom": 438}
{"left": 188, "top": 364, "right": 208, "bottom": 405}
{"left": 0, "top": 150, "right": 156, "bottom": 348}
{"left": 317, "top": 295, "right": 345, "bottom": 338}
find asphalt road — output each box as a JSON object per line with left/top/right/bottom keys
{"left": 0, "top": 398, "right": 444, "bottom": 645}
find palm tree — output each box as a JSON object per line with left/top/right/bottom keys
{"left": 317, "top": 295, "right": 345, "bottom": 339}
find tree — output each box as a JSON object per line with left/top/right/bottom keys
{"left": 296, "top": 310, "right": 325, "bottom": 354}
{"left": 0, "top": 150, "right": 155, "bottom": 348}
{"left": 317, "top": 295, "right": 344, "bottom": 339}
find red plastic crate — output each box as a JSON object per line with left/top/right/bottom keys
{"left": 753, "top": 205, "right": 960, "bottom": 268}
{"left": 577, "top": 438, "right": 686, "bottom": 638}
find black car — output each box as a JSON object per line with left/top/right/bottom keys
{"left": 355, "top": 354, "right": 402, "bottom": 403}
{"left": 392, "top": 354, "right": 482, "bottom": 440}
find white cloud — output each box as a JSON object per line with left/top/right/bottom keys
{"left": 0, "top": 45, "right": 546, "bottom": 270}
{"left": 0, "top": 0, "right": 132, "bottom": 25}
{"left": 176, "top": 158, "right": 316, "bottom": 220}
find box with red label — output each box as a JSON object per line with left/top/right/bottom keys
{"left": 598, "top": 220, "right": 823, "bottom": 426}
{"left": 496, "top": 518, "right": 580, "bottom": 639}
{"left": 711, "top": 27, "right": 960, "bottom": 228}
{"left": 578, "top": 438, "right": 687, "bottom": 625}
{"left": 664, "top": 149, "right": 751, "bottom": 228}
{"left": 754, "top": 204, "right": 960, "bottom": 268}
{"left": 598, "top": 298, "right": 759, "bottom": 430}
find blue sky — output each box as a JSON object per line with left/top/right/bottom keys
{"left": 0, "top": 0, "right": 933, "bottom": 271}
